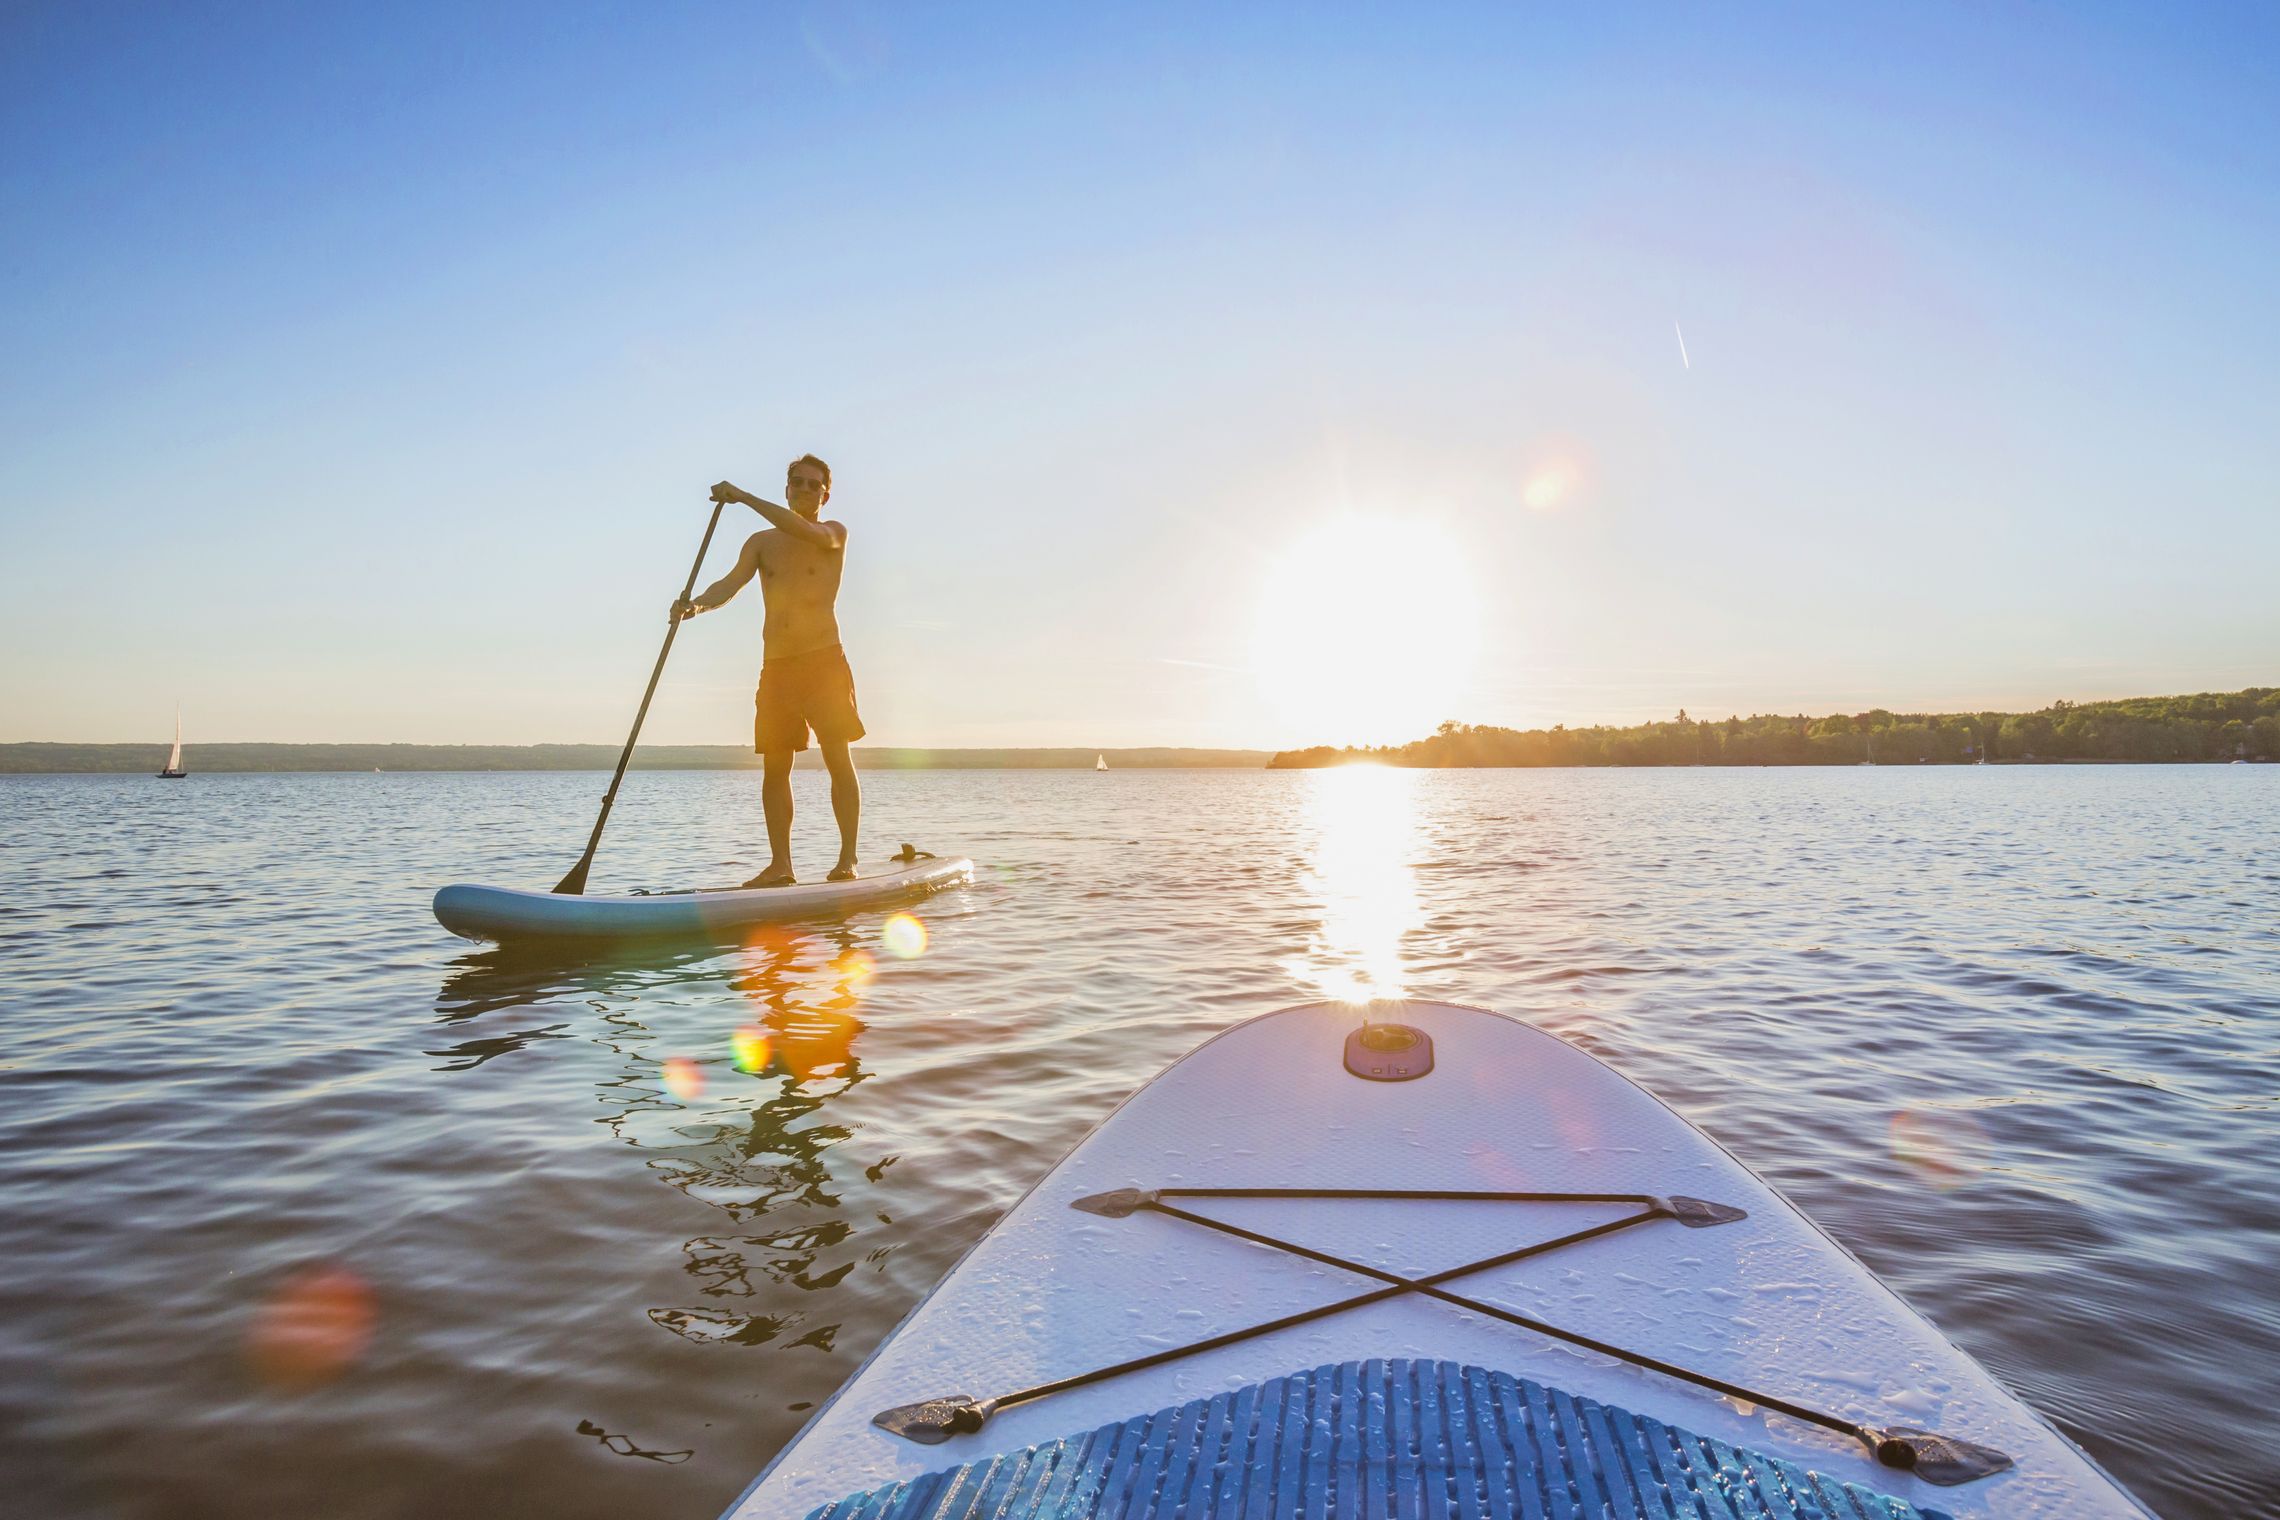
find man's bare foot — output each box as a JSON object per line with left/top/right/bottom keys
{"left": 826, "top": 860, "right": 859, "bottom": 882}
{"left": 742, "top": 865, "right": 797, "bottom": 888}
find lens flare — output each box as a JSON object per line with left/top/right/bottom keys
{"left": 881, "top": 912, "right": 928, "bottom": 959}
{"left": 731, "top": 1025, "right": 774, "bottom": 1074}
{"left": 1523, "top": 462, "right": 1577, "bottom": 511}
{"left": 1890, "top": 1109, "right": 1989, "bottom": 1190}
{"left": 834, "top": 948, "right": 876, "bottom": 986}
{"left": 661, "top": 1057, "right": 706, "bottom": 1101}
{"left": 248, "top": 1263, "right": 375, "bottom": 1387}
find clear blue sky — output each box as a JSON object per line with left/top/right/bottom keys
{"left": 4, "top": 2, "right": 2275, "bottom": 748}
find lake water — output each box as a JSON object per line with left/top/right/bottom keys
{"left": 0, "top": 766, "right": 2273, "bottom": 1519}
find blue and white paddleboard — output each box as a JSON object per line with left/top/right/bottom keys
{"left": 432, "top": 853, "right": 971, "bottom": 945}
{"left": 725, "top": 1000, "right": 2151, "bottom": 1520}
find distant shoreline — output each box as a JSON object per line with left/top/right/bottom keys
{"left": 1269, "top": 687, "right": 2278, "bottom": 769}
{"left": 11, "top": 685, "right": 2274, "bottom": 773}
{"left": 0, "top": 743, "right": 1271, "bottom": 775}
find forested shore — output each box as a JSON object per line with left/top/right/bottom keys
{"left": 13, "top": 689, "right": 2274, "bottom": 774}
{"left": 1269, "top": 689, "right": 2279, "bottom": 769}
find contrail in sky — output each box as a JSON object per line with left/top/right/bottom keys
{"left": 1674, "top": 320, "right": 1691, "bottom": 370}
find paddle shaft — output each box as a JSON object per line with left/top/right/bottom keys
{"left": 554, "top": 499, "right": 729, "bottom": 894}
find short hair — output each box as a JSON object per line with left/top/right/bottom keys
{"left": 788, "top": 453, "right": 832, "bottom": 490}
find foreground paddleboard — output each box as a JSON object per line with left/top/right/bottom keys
{"left": 432, "top": 853, "right": 971, "bottom": 944}
{"left": 726, "top": 1000, "right": 2150, "bottom": 1520}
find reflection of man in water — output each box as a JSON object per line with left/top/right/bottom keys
{"left": 673, "top": 455, "right": 863, "bottom": 886}
{"left": 733, "top": 925, "right": 870, "bottom": 1085}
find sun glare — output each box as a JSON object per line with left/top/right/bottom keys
{"left": 1287, "top": 763, "right": 1422, "bottom": 1003}
{"left": 1251, "top": 518, "right": 1480, "bottom": 747}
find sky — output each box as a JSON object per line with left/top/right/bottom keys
{"left": 3, "top": 2, "right": 2276, "bottom": 750}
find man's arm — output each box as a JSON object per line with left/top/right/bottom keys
{"left": 712, "top": 482, "right": 847, "bottom": 549}
{"left": 674, "top": 534, "right": 762, "bottom": 620}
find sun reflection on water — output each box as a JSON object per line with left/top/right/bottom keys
{"left": 1287, "top": 765, "right": 1423, "bottom": 1003}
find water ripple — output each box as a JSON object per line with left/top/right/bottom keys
{"left": 0, "top": 766, "right": 2272, "bottom": 1517}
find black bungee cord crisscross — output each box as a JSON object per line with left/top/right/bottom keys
{"left": 871, "top": 1185, "right": 2013, "bottom": 1488}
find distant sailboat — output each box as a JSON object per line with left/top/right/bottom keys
{"left": 158, "top": 708, "right": 187, "bottom": 778}
{"left": 1095, "top": 753, "right": 1108, "bottom": 771}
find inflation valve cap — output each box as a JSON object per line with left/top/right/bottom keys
{"left": 1344, "top": 1022, "right": 1434, "bottom": 1082}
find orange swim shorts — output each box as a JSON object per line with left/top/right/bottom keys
{"left": 755, "top": 644, "right": 866, "bottom": 754}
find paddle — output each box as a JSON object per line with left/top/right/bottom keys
{"left": 553, "top": 498, "right": 729, "bottom": 894}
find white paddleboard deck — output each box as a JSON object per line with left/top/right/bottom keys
{"left": 432, "top": 853, "right": 971, "bottom": 944}
{"left": 727, "top": 1001, "right": 2149, "bottom": 1520}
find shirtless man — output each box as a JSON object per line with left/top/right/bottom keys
{"left": 672, "top": 454, "right": 864, "bottom": 886}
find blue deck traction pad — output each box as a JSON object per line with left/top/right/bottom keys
{"left": 803, "top": 1357, "right": 1952, "bottom": 1520}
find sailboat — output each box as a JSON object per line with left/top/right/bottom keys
{"left": 1095, "top": 753, "right": 1108, "bottom": 771}
{"left": 158, "top": 708, "right": 187, "bottom": 778}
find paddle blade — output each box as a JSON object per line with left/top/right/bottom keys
{"left": 553, "top": 854, "right": 594, "bottom": 895}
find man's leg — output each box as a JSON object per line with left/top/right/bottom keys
{"left": 748, "top": 747, "right": 797, "bottom": 887}
{"left": 819, "top": 738, "right": 861, "bottom": 880}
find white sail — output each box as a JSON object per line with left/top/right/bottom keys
{"left": 167, "top": 709, "right": 183, "bottom": 772}
{"left": 1095, "top": 753, "right": 1107, "bottom": 771}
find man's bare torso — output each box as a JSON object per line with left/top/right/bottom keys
{"left": 754, "top": 525, "right": 846, "bottom": 661}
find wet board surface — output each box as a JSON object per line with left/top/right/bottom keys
{"left": 431, "top": 854, "right": 971, "bottom": 944}
{"left": 725, "top": 1001, "right": 2150, "bottom": 1520}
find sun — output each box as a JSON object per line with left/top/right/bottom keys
{"left": 1251, "top": 518, "right": 1481, "bottom": 747}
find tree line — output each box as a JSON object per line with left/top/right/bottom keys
{"left": 1268, "top": 688, "right": 2280, "bottom": 769}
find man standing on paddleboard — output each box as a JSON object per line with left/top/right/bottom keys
{"left": 671, "top": 455, "right": 864, "bottom": 886}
